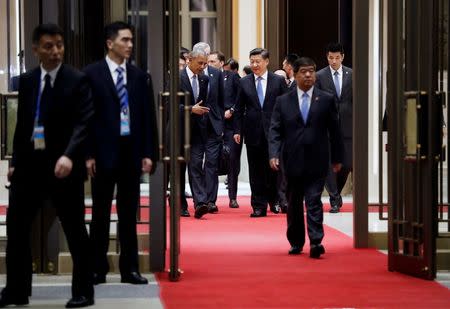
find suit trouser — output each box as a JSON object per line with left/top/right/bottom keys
{"left": 166, "top": 162, "right": 188, "bottom": 211}
{"left": 188, "top": 132, "right": 222, "bottom": 206}
{"left": 325, "top": 165, "right": 352, "bottom": 205}
{"left": 90, "top": 138, "right": 140, "bottom": 276}
{"left": 246, "top": 139, "right": 278, "bottom": 211}
{"left": 277, "top": 156, "right": 288, "bottom": 205}
{"left": 286, "top": 175, "right": 326, "bottom": 248}
{"left": 223, "top": 125, "right": 243, "bottom": 200}
{"left": 5, "top": 152, "right": 93, "bottom": 299}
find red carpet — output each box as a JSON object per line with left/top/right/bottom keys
{"left": 156, "top": 200, "right": 450, "bottom": 308}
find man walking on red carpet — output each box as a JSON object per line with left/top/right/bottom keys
{"left": 268, "top": 57, "right": 343, "bottom": 258}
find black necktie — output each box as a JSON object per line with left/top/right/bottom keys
{"left": 38, "top": 74, "right": 52, "bottom": 124}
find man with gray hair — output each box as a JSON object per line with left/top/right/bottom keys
{"left": 189, "top": 42, "right": 224, "bottom": 214}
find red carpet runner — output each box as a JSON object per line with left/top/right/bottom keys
{"left": 156, "top": 197, "right": 449, "bottom": 308}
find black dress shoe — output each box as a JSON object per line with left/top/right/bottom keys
{"left": 250, "top": 209, "right": 267, "bottom": 217}
{"left": 269, "top": 202, "right": 281, "bottom": 214}
{"left": 181, "top": 209, "right": 190, "bottom": 217}
{"left": 309, "top": 244, "right": 325, "bottom": 259}
{"left": 93, "top": 273, "right": 106, "bottom": 285}
{"left": 208, "top": 202, "right": 218, "bottom": 213}
{"left": 121, "top": 272, "right": 148, "bottom": 284}
{"left": 229, "top": 199, "right": 239, "bottom": 208}
{"left": 288, "top": 245, "right": 302, "bottom": 255}
{"left": 329, "top": 205, "right": 340, "bottom": 213}
{"left": 66, "top": 296, "right": 94, "bottom": 308}
{"left": 0, "top": 293, "right": 29, "bottom": 308}
{"left": 194, "top": 203, "right": 209, "bottom": 219}
{"left": 280, "top": 203, "right": 288, "bottom": 213}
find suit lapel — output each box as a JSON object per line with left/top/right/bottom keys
{"left": 248, "top": 74, "right": 262, "bottom": 109}
{"left": 181, "top": 69, "right": 195, "bottom": 105}
{"left": 341, "top": 67, "right": 351, "bottom": 96}
{"left": 101, "top": 60, "right": 120, "bottom": 105}
{"left": 263, "top": 73, "right": 273, "bottom": 107}
{"left": 198, "top": 74, "right": 209, "bottom": 104}
{"left": 30, "top": 68, "right": 42, "bottom": 120}
{"left": 324, "top": 67, "right": 338, "bottom": 97}
{"left": 126, "top": 63, "right": 137, "bottom": 109}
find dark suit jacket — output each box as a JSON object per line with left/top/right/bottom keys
{"left": 84, "top": 59, "right": 156, "bottom": 172}
{"left": 269, "top": 87, "right": 343, "bottom": 179}
{"left": 12, "top": 64, "right": 93, "bottom": 178}
{"left": 223, "top": 70, "right": 240, "bottom": 110}
{"left": 204, "top": 66, "right": 224, "bottom": 136}
{"left": 315, "top": 65, "right": 352, "bottom": 139}
{"left": 234, "top": 72, "right": 288, "bottom": 146}
{"left": 315, "top": 65, "right": 352, "bottom": 168}
{"left": 179, "top": 68, "right": 209, "bottom": 144}
{"left": 223, "top": 70, "right": 240, "bottom": 129}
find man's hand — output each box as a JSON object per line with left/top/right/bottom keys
{"left": 270, "top": 158, "right": 280, "bottom": 171}
{"left": 55, "top": 155, "right": 73, "bottom": 179}
{"left": 233, "top": 134, "right": 241, "bottom": 144}
{"left": 86, "top": 158, "right": 96, "bottom": 178}
{"left": 191, "top": 100, "right": 210, "bottom": 115}
{"left": 332, "top": 163, "right": 342, "bottom": 173}
{"left": 224, "top": 109, "right": 233, "bottom": 119}
{"left": 7, "top": 167, "right": 15, "bottom": 182}
{"left": 142, "top": 158, "right": 153, "bottom": 173}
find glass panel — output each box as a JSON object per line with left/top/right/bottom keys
{"left": 128, "top": 0, "right": 148, "bottom": 11}
{"left": 127, "top": 16, "right": 148, "bottom": 71}
{"left": 1, "top": 94, "right": 18, "bottom": 159}
{"left": 191, "top": 18, "right": 217, "bottom": 50}
{"left": 190, "top": 0, "right": 216, "bottom": 12}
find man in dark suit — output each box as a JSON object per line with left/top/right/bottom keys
{"left": 179, "top": 47, "right": 211, "bottom": 218}
{"left": 84, "top": 21, "right": 156, "bottom": 285}
{"left": 233, "top": 48, "right": 288, "bottom": 217}
{"left": 189, "top": 43, "right": 224, "bottom": 214}
{"left": 315, "top": 43, "right": 353, "bottom": 213}
{"left": 269, "top": 57, "right": 343, "bottom": 258}
{"left": 282, "top": 53, "right": 300, "bottom": 90}
{"left": 208, "top": 51, "right": 242, "bottom": 209}
{"left": 0, "top": 24, "right": 94, "bottom": 308}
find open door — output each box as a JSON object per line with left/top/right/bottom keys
{"left": 386, "top": 0, "right": 444, "bottom": 279}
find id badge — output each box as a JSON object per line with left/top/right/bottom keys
{"left": 120, "top": 111, "right": 130, "bottom": 136}
{"left": 33, "top": 125, "right": 46, "bottom": 150}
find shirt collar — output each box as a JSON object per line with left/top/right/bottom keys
{"left": 186, "top": 66, "right": 196, "bottom": 80}
{"left": 40, "top": 63, "right": 62, "bottom": 85}
{"left": 330, "top": 65, "right": 343, "bottom": 75}
{"left": 255, "top": 70, "right": 268, "bottom": 81}
{"left": 106, "top": 55, "right": 127, "bottom": 75}
{"left": 297, "top": 86, "right": 314, "bottom": 98}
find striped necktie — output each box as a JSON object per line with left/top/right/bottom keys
{"left": 116, "top": 66, "right": 130, "bottom": 135}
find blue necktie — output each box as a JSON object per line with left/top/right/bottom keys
{"left": 192, "top": 74, "right": 198, "bottom": 102}
{"left": 116, "top": 67, "right": 130, "bottom": 135}
{"left": 300, "top": 92, "right": 309, "bottom": 123}
{"left": 333, "top": 71, "right": 341, "bottom": 97}
{"left": 256, "top": 76, "right": 264, "bottom": 107}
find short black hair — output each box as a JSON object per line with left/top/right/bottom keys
{"left": 225, "top": 57, "right": 239, "bottom": 71}
{"left": 284, "top": 53, "right": 299, "bottom": 65}
{"left": 292, "top": 57, "right": 316, "bottom": 74}
{"left": 104, "top": 21, "right": 134, "bottom": 49}
{"left": 249, "top": 48, "right": 269, "bottom": 60}
{"left": 326, "top": 42, "right": 344, "bottom": 54}
{"left": 32, "top": 23, "right": 64, "bottom": 45}
{"left": 243, "top": 65, "right": 252, "bottom": 75}
{"left": 210, "top": 51, "right": 225, "bottom": 63}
